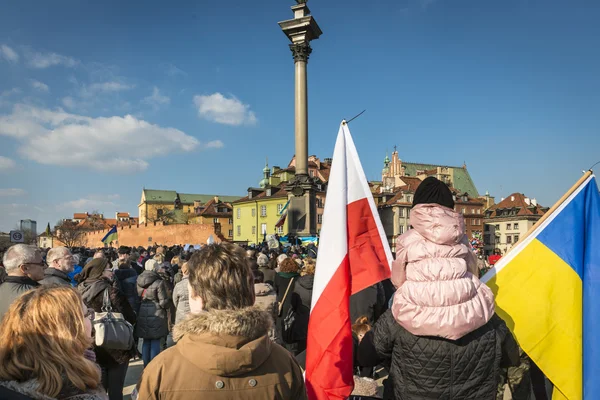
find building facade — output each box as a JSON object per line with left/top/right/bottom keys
{"left": 188, "top": 197, "right": 235, "bottom": 240}
{"left": 483, "top": 193, "right": 547, "bottom": 256}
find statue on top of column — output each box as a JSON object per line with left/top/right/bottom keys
{"left": 295, "top": 0, "right": 307, "bottom": 4}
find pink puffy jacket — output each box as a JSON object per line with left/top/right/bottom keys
{"left": 391, "top": 203, "right": 495, "bottom": 340}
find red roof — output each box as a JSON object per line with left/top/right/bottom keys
{"left": 73, "top": 213, "right": 88, "bottom": 219}
{"left": 487, "top": 193, "right": 547, "bottom": 217}
{"left": 398, "top": 177, "right": 423, "bottom": 192}
{"left": 196, "top": 198, "right": 233, "bottom": 217}
{"left": 116, "top": 212, "right": 129, "bottom": 218}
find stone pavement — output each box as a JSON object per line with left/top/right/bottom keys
{"left": 123, "top": 359, "right": 143, "bottom": 400}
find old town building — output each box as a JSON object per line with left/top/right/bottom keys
{"left": 483, "top": 193, "right": 548, "bottom": 256}
{"left": 188, "top": 197, "right": 235, "bottom": 240}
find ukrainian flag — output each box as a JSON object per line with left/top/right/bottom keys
{"left": 482, "top": 172, "right": 600, "bottom": 400}
{"left": 101, "top": 225, "right": 118, "bottom": 245}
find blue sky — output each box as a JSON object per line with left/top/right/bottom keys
{"left": 0, "top": 0, "right": 599, "bottom": 232}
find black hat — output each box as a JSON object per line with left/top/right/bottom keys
{"left": 413, "top": 176, "right": 455, "bottom": 209}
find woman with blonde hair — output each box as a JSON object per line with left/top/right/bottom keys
{"left": 0, "top": 285, "right": 106, "bottom": 399}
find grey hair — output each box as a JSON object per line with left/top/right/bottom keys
{"left": 277, "top": 254, "right": 288, "bottom": 266}
{"left": 46, "top": 246, "right": 70, "bottom": 266}
{"left": 2, "top": 244, "right": 40, "bottom": 273}
{"left": 257, "top": 253, "right": 269, "bottom": 267}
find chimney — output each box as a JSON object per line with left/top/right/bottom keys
{"left": 532, "top": 198, "right": 538, "bottom": 206}
{"left": 524, "top": 198, "right": 531, "bottom": 206}
{"left": 214, "top": 196, "right": 219, "bottom": 203}
{"left": 510, "top": 196, "right": 515, "bottom": 201}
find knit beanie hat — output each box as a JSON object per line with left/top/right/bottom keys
{"left": 413, "top": 176, "right": 455, "bottom": 209}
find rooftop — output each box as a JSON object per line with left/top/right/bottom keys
{"left": 142, "top": 189, "right": 241, "bottom": 205}
{"left": 486, "top": 193, "right": 547, "bottom": 218}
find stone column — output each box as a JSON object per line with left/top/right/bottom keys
{"left": 291, "top": 42, "right": 311, "bottom": 177}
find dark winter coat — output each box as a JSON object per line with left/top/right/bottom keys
{"left": 78, "top": 278, "right": 136, "bottom": 366}
{"left": 289, "top": 274, "right": 313, "bottom": 341}
{"left": 350, "top": 281, "right": 387, "bottom": 326}
{"left": 0, "top": 378, "right": 107, "bottom": 400}
{"left": 258, "top": 266, "right": 277, "bottom": 285}
{"left": 274, "top": 272, "right": 299, "bottom": 319}
{"left": 40, "top": 268, "right": 72, "bottom": 287}
{"left": 114, "top": 267, "right": 139, "bottom": 314}
{"left": 358, "top": 310, "right": 520, "bottom": 400}
{"left": 0, "top": 276, "right": 40, "bottom": 321}
{"left": 136, "top": 271, "right": 171, "bottom": 340}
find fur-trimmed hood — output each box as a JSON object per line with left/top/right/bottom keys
{"left": 172, "top": 307, "right": 274, "bottom": 377}
{"left": 0, "top": 379, "right": 107, "bottom": 400}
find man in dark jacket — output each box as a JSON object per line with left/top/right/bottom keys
{"left": 0, "top": 244, "right": 44, "bottom": 320}
{"left": 41, "top": 246, "right": 75, "bottom": 286}
{"left": 358, "top": 310, "right": 520, "bottom": 400}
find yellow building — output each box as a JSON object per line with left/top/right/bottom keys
{"left": 138, "top": 189, "right": 240, "bottom": 224}
{"left": 188, "top": 198, "right": 235, "bottom": 240}
{"left": 232, "top": 186, "right": 289, "bottom": 245}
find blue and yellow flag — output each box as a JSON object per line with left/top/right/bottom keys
{"left": 482, "top": 172, "right": 600, "bottom": 400}
{"left": 101, "top": 225, "right": 118, "bottom": 245}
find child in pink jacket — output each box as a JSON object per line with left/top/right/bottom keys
{"left": 391, "top": 177, "right": 495, "bottom": 340}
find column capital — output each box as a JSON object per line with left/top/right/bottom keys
{"left": 289, "top": 42, "right": 312, "bottom": 63}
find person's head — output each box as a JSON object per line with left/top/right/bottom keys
{"left": 117, "top": 246, "right": 129, "bottom": 261}
{"left": 412, "top": 176, "right": 455, "bottom": 210}
{"left": 351, "top": 316, "right": 371, "bottom": 343}
{"left": 302, "top": 257, "right": 316, "bottom": 276}
{"left": 253, "top": 269, "right": 265, "bottom": 284}
{"left": 279, "top": 257, "right": 300, "bottom": 274}
{"left": 180, "top": 262, "right": 189, "bottom": 277}
{"left": 46, "top": 247, "right": 75, "bottom": 273}
{"left": 145, "top": 259, "right": 158, "bottom": 272}
{"left": 257, "top": 253, "right": 269, "bottom": 268}
{"left": 171, "top": 256, "right": 180, "bottom": 267}
{"left": 187, "top": 243, "right": 254, "bottom": 313}
{"left": 141, "top": 250, "right": 148, "bottom": 258}
{"left": 246, "top": 249, "right": 256, "bottom": 259}
{"left": 0, "top": 286, "right": 100, "bottom": 397}
{"left": 75, "top": 258, "right": 112, "bottom": 283}
{"left": 2, "top": 244, "right": 45, "bottom": 281}
{"left": 277, "top": 254, "right": 288, "bottom": 267}
{"left": 93, "top": 250, "right": 105, "bottom": 259}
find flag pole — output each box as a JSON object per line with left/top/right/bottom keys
{"left": 501, "top": 170, "right": 593, "bottom": 259}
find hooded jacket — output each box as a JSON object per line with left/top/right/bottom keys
{"left": 136, "top": 270, "right": 171, "bottom": 339}
{"left": 136, "top": 307, "right": 307, "bottom": 400}
{"left": 0, "top": 276, "right": 40, "bottom": 321}
{"left": 78, "top": 278, "right": 136, "bottom": 366}
{"left": 40, "top": 268, "right": 72, "bottom": 287}
{"left": 114, "top": 267, "right": 139, "bottom": 314}
{"left": 391, "top": 203, "right": 495, "bottom": 340}
{"left": 173, "top": 276, "right": 190, "bottom": 325}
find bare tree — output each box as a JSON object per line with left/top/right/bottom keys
{"left": 54, "top": 220, "right": 86, "bottom": 249}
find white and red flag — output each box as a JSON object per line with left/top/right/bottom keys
{"left": 305, "top": 121, "right": 393, "bottom": 399}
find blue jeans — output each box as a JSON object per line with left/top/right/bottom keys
{"left": 142, "top": 339, "right": 162, "bottom": 367}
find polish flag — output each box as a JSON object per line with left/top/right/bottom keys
{"left": 305, "top": 121, "right": 393, "bottom": 399}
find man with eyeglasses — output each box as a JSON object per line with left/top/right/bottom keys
{"left": 0, "top": 244, "right": 45, "bottom": 320}
{"left": 41, "top": 246, "right": 75, "bottom": 286}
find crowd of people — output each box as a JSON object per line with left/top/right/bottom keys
{"left": 0, "top": 177, "right": 551, "bottom": 399}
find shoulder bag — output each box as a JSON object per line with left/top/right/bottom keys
{"left": 93, "top": 288, "right": 134, "bottom": 350}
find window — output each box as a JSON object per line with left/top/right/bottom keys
{"left": 507, "top": 235, "right": 512, "bottom": 244}
{"left": 213, "top": 218, "right": 219, "bottom": 224}
{"left": 472, "top": 219, "right": 476, "bottom": 225}
{"left": 398, "top": 208, "right": 404, "bottom": 217}
{"left": 399, "top": 225, "right": 404, "bottom": 235}
{"left": 277, "top": 203, "right": 284, "bottom": 213}
{"left": 514, "top": 223, "right": 519, "bottom": 230}
{"left": 495, "top": 224, "right": 500, "bottom": 230}
{"left": 251, "top": 208, "right": 255, "bottom": 217}
{"left": 484, "top": 224, "right": 489, "bottom": 231}
{"left": 261, "top": 224, "right": 267, "bottom": 234}
{"left": 309, "top": 170, "right": 315, "bottom": 177}
{"left": 277, "top": 226, "right": 284, "bottom": 234}
{"left": 228, "top": 218, "right": 233, "bottom": 224}
{"left": 407, "top": 208, "right": 411, "bottom": 217}
{"left": 228, "top": 229, "right": 233, "bottom": 237}
{"left": 252, "top": 226, "right": 256, "bottom": 235}
{"left": 477, "top": 209, "right": 481, "bottom": 214}
{"left": 406, "top": 195, "right": 412, "bottom": 203}
{"left": 462, "top": 208, "right": 466, "bottom": 214}
{"left": 506, "top": 224, "right": 511, "bottom": 230}
{"left": 318, "top": 214, "right": 323, "bottom": 224}
{"left": 237, "top": 208, "right": 241, "bottom": 219}
{"left": 237, "top": 225, "right": 241, "bottom": 236}
{"left": 514, "top": 235, "right": 519, "bottom": 243}
{"left": 157, "top": 209, "right": 164, "bottom": 217}
{"left": 260, "top": 205, "right": 267, "bottom": 217}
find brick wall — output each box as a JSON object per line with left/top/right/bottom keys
{"left": 79, "top": 222, "right": 221, "bottom": 248}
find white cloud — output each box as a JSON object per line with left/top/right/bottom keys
{"left": 30, "top": 79, "right": 49, "bottom": 92}
{"left": 0, "top": 104, "right": 208, "bottom": 173}
{"left": 26, "top": 49, "right": 79, "bottom": 69}
{"left": 1, "top": 88, "right": 22, "bottom": 98}
{"left": 193, "top": 93, "right": 257, "bottom": 126}
{"left": 204, "top": 140, "right": 224, "bottom": 149}
{"left": 0, "top": 45, "right": 19, "bottom": 63}
{"left": 143, "top": 87, "right": 170, "bottom": 110}
{"left": 60, "top": 194, "right": 119, "bottom": 210}
{"left": 0, "top": 188, "right": 26, "bottom": 197}
{"left": 88, "top": 82, "right": 134, "bottom": 93}
{"left": 61, "top": 96, "right": 76, "bottom": 109}
{"left": 0, "top": 156, "right": 16, "bottom": 171}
